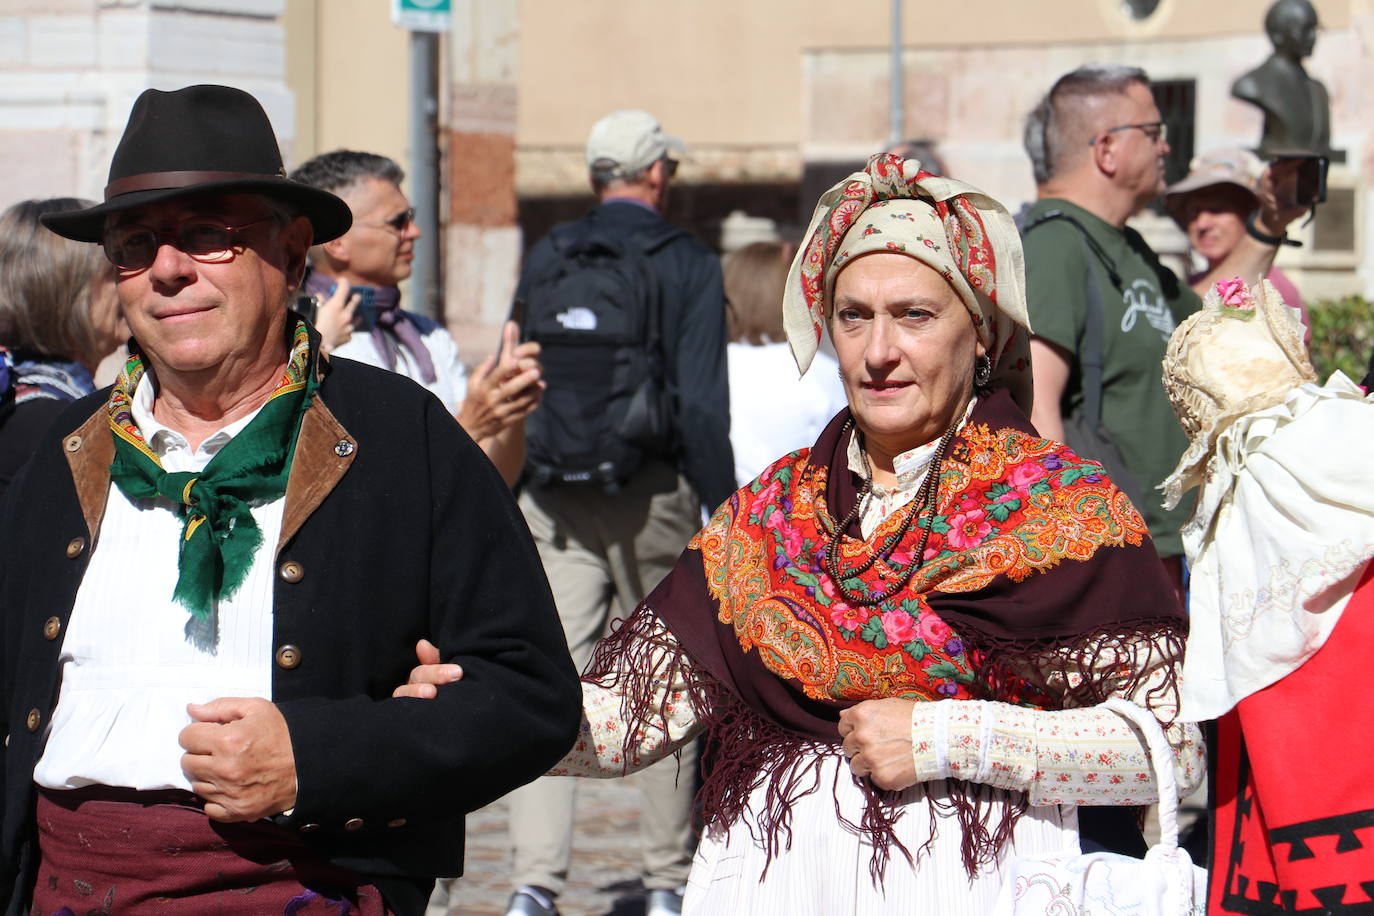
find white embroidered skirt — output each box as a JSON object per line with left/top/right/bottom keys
{"left": 684, "top": 753, "right": 1076, "bottom": 915}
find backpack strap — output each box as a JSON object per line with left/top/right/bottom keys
{"left": 623, "top": 225, "right": 687, "bottom": 384}
{"left": 1022, "top": 210, "right": 1124, "bottom": 426}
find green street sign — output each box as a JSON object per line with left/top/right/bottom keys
{"left": 392, "top": 0, "right": 451, "bottom": 33}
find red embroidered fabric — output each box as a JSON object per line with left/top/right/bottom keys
{"left": 31, "top": 787, "right": 390, "bottom": 915}
{"left": 1209, "top": 562, "right": 1374, "bottom": 913}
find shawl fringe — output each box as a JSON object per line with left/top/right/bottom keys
{"left": 586, "top": 604, "right": 1185, "bottom": 880}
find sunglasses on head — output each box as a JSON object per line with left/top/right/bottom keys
{"left": 101, "top": 216, "right": 273, "bottom": 271}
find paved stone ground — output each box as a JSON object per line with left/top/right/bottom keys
{"left": 431, "top": 774, "right": 1209, "bottom": 915}
{"left": 429, "top": 777, "right": 650, "bottom": 916}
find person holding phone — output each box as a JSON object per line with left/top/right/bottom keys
{"left": 1164, "top": 147, "right": 1312, "bottom": 343}
{"left": 290, "top": 150, "right": 542, "bottom": 485}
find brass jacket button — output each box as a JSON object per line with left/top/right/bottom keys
{"left": 26, "top": 709, "right": 41, "bottom": 732}
{"left": 278, "top": 561, "right": 304, "bottom": 583}
{"left": 65, "top": 537, "right": 86, "bottom": 559}
{"left": 299, "top": 823, "right": 320, "bottom": 833}
{"left": 344, "top": 817, "right": 365, "bottom": 831}
{"left": 274, "top": 645, "right": 302, "bottom": 669}
{"left": 42, "top": 617, "right": 61, "bottom": 640}
{"left": 386, "top": 818, "right": 407, "bottom": 829}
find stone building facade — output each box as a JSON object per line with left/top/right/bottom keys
{"left": 2, "top": 0, "right": 1368, "bottom": 361}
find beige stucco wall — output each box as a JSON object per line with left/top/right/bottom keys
{"left": 281, "top": 0, "right": 411, "bottom": 172}
{"left": 273, "top": 0, "right": 1369, "bottom": 331}
{"left": 279, "top": 0, "right": 1354, "bottom": 159}
{"left": 513, "top": 0, "right": 1351, "bottom": 150}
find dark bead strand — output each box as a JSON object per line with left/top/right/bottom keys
{"left": 823, "top": 419, "right": 959, "bottom": 608}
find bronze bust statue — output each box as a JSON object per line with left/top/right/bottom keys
{"left": 1231, "top": 0, "right": 1331, "bottom": 156}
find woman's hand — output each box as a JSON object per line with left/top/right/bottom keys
{"left": 456, "top": 321, "right": 544, "bottom": 440}
{"left": 838, "top": 697, "right": 918, "bottom": 791}
{"left": 392, "top": 639, "right": 464, "bottom": 699}
{"left": 1254, "top": 159, "right": 1314, "bottom": 239}
{"left": 314, "top": 278, "right": 360, "bottom": 354}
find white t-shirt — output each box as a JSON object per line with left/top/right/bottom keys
{"left": 331, "top": 313, "right": 468, "bottom": 415}
{"left": 727, "top": 341, "right": 850, "bottom": 488}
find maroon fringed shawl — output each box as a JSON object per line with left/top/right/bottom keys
{"left": 586, "top": 389, "right": 1186, "bottom": 876}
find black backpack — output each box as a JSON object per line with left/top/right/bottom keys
{"left": 518, "top": 220, "right": 685, "bottom": 490}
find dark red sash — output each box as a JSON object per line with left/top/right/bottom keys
{"left": 31, "top": 787, "right": 390, "bottom": 915}
{"left": 1209, "top": 562, "right": 1374, "bottom": 912}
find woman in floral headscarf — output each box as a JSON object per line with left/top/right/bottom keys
{"left": 410, "top": 156, "right": 1203, "bottom": 913}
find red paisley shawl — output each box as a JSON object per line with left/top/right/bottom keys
{"left": 586, "top": 389, "right": 1186, "bottom": 876}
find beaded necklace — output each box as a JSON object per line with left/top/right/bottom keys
{"left": 822, "top": 417, "right": 960, "bottom": 607}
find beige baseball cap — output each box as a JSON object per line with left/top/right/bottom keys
{"left": 585, "top": 109, "right": 686, "bottom": 178}
{"left": 1164, "top": 147, "right": 1262, "bottom": 227}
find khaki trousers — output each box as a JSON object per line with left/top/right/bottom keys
{"left": 508, "top": 460, "right": 699, "bottom": 895}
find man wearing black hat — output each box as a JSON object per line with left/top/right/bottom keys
{"left": 0, "top": 84, "right": 580, "bottom": 915}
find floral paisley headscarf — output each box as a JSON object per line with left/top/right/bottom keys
{"left": 782, "top": 153, "right": 1034, "bottom": 413}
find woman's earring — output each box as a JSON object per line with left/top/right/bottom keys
{"left": 974, "top": 354, "right": 992, "bottom": 389}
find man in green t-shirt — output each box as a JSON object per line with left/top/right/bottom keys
{"left": 1020, "top": 64, "right": 1305, "bottom": 588}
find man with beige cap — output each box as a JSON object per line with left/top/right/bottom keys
{"left": 500, "top": 110, "right": 733, "bottom": 916}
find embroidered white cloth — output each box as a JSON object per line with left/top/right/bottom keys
{"left": 34, "top": 376, "right": 282, "bottom": 792}
{"left": 1172, "top": 372, "right": 1374, "bottom": 723}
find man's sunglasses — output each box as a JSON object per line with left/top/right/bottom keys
{"left": 101, "top": 216, "right": 273, "bottom": 271}
{"left": 1089, "top": 121, "right": 1168, "bottom": 146}
{"left": 359, "top": 207, "right": 417, "bottom": 233}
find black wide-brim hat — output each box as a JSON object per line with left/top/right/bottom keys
{"left": 42, "top": 84, "right": 352, "bottom": 244}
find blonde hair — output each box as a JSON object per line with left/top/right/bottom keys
{"left": 724, "top": 241, "right": 790, "bottom": 345}
{"left": 0, "top": 199, "right": 108, "bottom": 367}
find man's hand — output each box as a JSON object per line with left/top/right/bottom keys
{"left": 456, "top": 321, "right": 544, "bottom": 441}
{"left": 837, "top": 697, "right": 918, "bottom": 792}
{"left": 179, "top": 698, "right": 298, "bottom": 822}
{"left": 314, "top": 277, "right": 360, "bottom": 355}
{"left": 392, "top": 638, "right": 464, "bottom": 699}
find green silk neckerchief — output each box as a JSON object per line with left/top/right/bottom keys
{"left": 107, "top": 321, "right": 317, "bottom": 650}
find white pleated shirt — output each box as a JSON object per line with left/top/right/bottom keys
{"left": 34, "top": 376, "right": 283, "bottom": 792}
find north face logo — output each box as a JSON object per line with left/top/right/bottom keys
{"left": 556, "top": 307, "right": 598, "bottom": 330}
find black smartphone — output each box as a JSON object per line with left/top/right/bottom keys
{"left": 507, "top": 299, "right": 526, "bottom": 359}
{"left": 1272, "top": 154, "right": 1329, "bottom": 208}
{"left": 294, "top": 293, "right": 319, "bottom": 324}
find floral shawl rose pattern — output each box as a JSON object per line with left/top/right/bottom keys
{"left": 691, "top": 419, "right": 1149, "bottom": 706}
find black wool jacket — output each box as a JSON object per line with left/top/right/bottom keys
{"left": 0, "top": 356, "right": 582, "bottom": 915}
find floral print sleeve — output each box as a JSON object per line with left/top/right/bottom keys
{"left": 548, "top": 619, "right": 705, "bottom": 778}
{"left": 909, "top": 637, "right": 1204, "bottom": 807}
